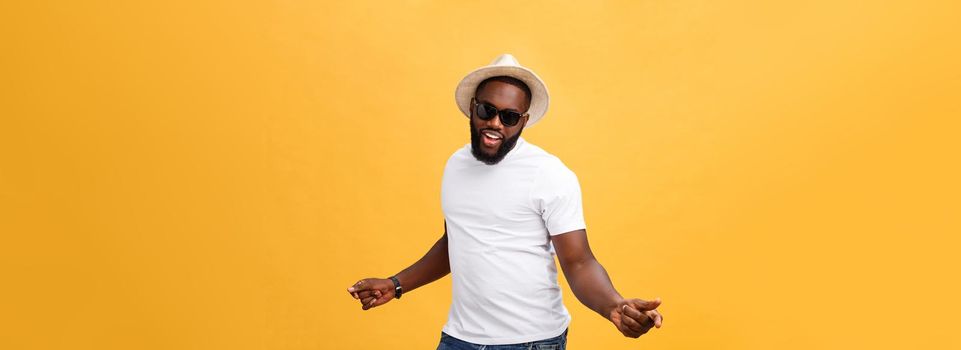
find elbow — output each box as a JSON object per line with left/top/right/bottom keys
{"left": 560, "top": 254, "right": 598, "bottom": 274}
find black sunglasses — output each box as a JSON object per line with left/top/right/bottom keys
{"left": 471, "top": 98, "right": 528, "bottom": 127}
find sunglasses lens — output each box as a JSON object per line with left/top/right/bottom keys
{"left": 475, "top": 102, "right": 496, "bottom": 120}
{"left": 500, "top": 111, "right": 521, "bottom": 126}
{"left": 482, "top": 104, "right": 499, "bottom": 120}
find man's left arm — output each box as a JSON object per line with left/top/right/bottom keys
{"left": 551, "top": 229, "right": 664, "bottom": 338}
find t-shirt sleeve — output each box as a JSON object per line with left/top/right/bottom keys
{"left": 532, "top": 162, "right": 587, "bottom": 236}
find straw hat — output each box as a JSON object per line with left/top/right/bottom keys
{"left": 454, "top": 54, "right": 549, "bottom": 128}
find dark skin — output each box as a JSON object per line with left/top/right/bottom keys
{"left": 471, "top": 79, "right": 530, "bottom": 157}
{"left": 347, "top": 80, "right": 663, "bottom": 338}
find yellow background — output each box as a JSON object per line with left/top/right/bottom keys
{"left": 2, "top": 1, "right": 959, "bottom": 349}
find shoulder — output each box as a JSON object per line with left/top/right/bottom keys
{"left": 522, "top": 141, "right": 579, "bottom": 187}
{"left": 526, "top": 141, "right": 575, "bottom": 173}
{"left": 515, "top": 139, "right": 562, "bottom": 166}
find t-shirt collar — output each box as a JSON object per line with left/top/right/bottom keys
{"left": 501, "top": 136, "right": 526, "bottom": 162}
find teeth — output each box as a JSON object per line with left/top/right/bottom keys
{"left": 483, "top": 132, "right": 502, "bottom": 139}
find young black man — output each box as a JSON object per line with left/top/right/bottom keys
{"left": 348, "top": 54, "right": 664, "bottom": 349}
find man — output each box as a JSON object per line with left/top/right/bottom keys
{"left": 347, "top": 54, "right": 663, "bottom": 349}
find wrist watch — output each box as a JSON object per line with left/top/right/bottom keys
{"left": 389, "top": 276, "right": 403, "bottom": 299}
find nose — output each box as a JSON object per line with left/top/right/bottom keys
{"left": 482, "top": 111, "right": 504, "bottom": 130}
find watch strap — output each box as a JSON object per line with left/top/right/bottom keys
{"left": 389, "top": 276, "right": 403, "bottom": 299}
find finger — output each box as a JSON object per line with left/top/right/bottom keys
{"left": 368, "top": 292, "right": 393, "bottom": 308}
{"left": 362, "top": 296, "right": 379, "bottom": 310}
{"left": 611, "top": 311, "right": 642, "bottom": 338}
{"left": 347, "top": 279, "right": 371, "bottom": 293}
{"left": 621, "top": 304, "right": 644, "bottom": 320}
{"left": 365, "top": 296, "right": 391, "bottom": 309}
{"left": 639, "top": 312, "right": 655, "bottom": 328}
{"left": 620, "top": 310, "right": 645, "bottom": 333}
{"left": 619, "top": 320, "right": 642, "bottom": 338}
{"left": 361, "top": 296, "right": 375, "bottom": 305}
{"left": 356, "top": 290, "right": 379, "bottom": 300}
{"left": 348, "top": 286, "right": 361, "bottom": 299}
{"left": 612, "top": 314, "right": 636, "bottom": 337}
{"left": 626, "top": 305, "right": 656, "bottom": 328}
{"left": 646, "top": 310, "right": 663, "bottom": 328}
{"left": 629, "top": 297, "right": 661, "bottom": 311}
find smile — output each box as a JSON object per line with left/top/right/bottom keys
{"left": 481, "top": 131, "right": 503, "bottom": 147}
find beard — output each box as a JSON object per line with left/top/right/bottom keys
{"left": 470, "top": 120, "right": 523, "bottom": 165}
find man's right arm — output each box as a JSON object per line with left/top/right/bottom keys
{"left": 347, "top": 222, "right": 450, "bottom": 310}
{"left": 393, "top": 230, "right": 450, "bottom": 295}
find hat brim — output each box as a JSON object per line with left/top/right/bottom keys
{"left": 454, "top": 65, "right": 549, "bottom": 128}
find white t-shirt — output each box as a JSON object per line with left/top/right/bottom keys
{"left": 440, "top": 136, "right": 587, "bottom": 345}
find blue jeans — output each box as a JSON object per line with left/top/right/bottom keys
{"left": 436, "top": 328, "right": 568, "bottom": 350}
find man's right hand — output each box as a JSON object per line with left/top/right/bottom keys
{"left": 347, "top": 278, "right": 396, "bottom": 310}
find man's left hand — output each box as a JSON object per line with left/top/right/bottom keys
{"left": 608, "top": 297, "right": 663, "bottom": 338}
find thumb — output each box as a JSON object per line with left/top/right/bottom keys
{"left": 629, "top": 297, "right": 662, "bottom": 311}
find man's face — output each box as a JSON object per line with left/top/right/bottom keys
{"left": 470, "top": 80, "right": 530, "bottom": 165}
